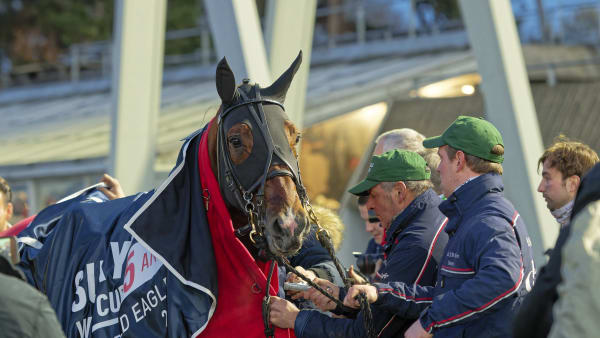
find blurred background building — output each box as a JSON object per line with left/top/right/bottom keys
{"left": 1, "top": 0, "right": 599, "bottom": 264}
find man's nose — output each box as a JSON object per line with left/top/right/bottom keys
{"left": 537, "top": 181, "right": 544, "bottom": 193}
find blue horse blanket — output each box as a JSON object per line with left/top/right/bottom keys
{"left": 18, "top": 129, "right": 217, "bottom": 337}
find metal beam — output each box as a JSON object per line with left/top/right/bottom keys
{"left": 203, "top": 0, "right": 271, "bottom": 85}
{"left": 459, "top": 0, "right": 556, "bottom": 265}
{"left": 264, "top": 0, "right": 317, "bottom": 128}
{"left": 110, "top": 0, "right": 167, "bottom": 194}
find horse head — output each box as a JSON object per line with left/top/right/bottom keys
{"left": 208, "top": 51, "right": 310, "bottom": 258}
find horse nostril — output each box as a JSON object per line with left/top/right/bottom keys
{"left": 272, "top": 219, "right": 285, "bottom": 236}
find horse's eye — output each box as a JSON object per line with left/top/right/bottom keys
{"left": 229, "top": 136, "right": 242, "bottom": 148}
{"left": 295, "top": 134, "right": 301, "bottom": 144}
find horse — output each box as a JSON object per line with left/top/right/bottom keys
{"left": 207, "top": 51, "right": 310, "bottom": 259}
{"left": 16, "top": 52, "right": 314, "bottom": 338}
{"left": 198, "top": 51, "right": 314, "bottom": 337}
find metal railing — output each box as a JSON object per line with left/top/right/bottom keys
{"left": 0, "top": 22, "right": 215, "bottom": 89}
{"left": 514, "top": 0, "right": 600, "bottom": 44}
{"left": 312, "top": 0, "right": 464, "bottom": 49}
{"left": 1, "top": 0, "right": 600, "bottom": 89}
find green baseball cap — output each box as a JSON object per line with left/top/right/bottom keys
{"left": 422, "top": 116, "right": 504, "bottom": 163}
{"left": 349, "top": 149, "right": 430, "bottom": 196}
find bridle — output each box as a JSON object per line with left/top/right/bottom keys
{"left": 216, "top": 83, "right": 309, "bottom": 251}
{"left": 215, "top": 82, "right": 375, "bottom": 338}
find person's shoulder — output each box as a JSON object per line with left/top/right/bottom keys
{"left": 0, "top": 273, "right": 64, "bottom": 337}
{"left": 0, "top": 273, "right": 49, "bottom": 311}
{"left": 365, "top": 238, "right": 378, "bottom": 254}
{"left": 467, "top": 192, "right": 516, "bottom": 226}
{"left": 392, "top": 228, "right": 431, "bottom": 253}
{"left": 465, "top": 213, "right": 517, "bottom": 244}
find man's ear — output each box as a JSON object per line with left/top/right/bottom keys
{"left": 394, "top": 181, "right": 407, "bottom": 200}
{"left": 565, "top": 175, "right": 580, "bottom": 194}
{"left": 455, "top": 150, "right": 467, "bottom": 172}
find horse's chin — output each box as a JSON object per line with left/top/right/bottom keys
{"left": 266, "top": 237, "right": 302, "bottom": 257}
{"left": 264, "top": 222, "right": 310, "bottom": 257}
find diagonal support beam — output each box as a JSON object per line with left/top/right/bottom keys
{"left": 204, "top": 0, "right": 316, "bottom": 129}
{"left": 459, "top": 0, "right": 556, "bottom": 265}
{"left": 203, "top": 0, "right": 271, "bottom": 85}
{"left": 264, "top": 0, "right": 317, "bottom": 128}
{"left": 110, "top": 0, "right": 167, "bottom": 193}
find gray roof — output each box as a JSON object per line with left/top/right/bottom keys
{"left": 381, "top": 82, "right": 600, "bottom": 153}
{"left": 2, "top": 43, "right": 595, "bottom": 180}
{"left": 0, "top": 51, "right": 472, "bottom": 178}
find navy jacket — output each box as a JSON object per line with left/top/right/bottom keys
{"left": 365, "top": 238, "right": 384, "bottom": 257}
{"left": 294, "top": 189, "right": 449, "bottom": 337}
{"left": 290, "top": 226, "right": 332, "bottom": 269}
{"left": 287, "top": 225, "right": 345, "bottom": 287}
{"left": 373, "top": 173, "right": 536, "bottom": 337}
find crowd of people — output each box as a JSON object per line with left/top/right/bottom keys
{"left": 0, "top": 115, "right": 599, "bottom": 337}
{"left": 267, "top": 116, "right": 600, "bottom": 338}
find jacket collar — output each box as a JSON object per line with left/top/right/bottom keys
{"left": 385, "top": 189, "right": 438, "bottom": 242}
{"left": 440, "top": 173, "right": 504, "bottom": 233}
{"left": 572, "top": 163, "right": 600, "bottom": 220}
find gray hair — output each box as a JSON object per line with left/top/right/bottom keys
{"left": 374, "top": 129, "right": 425, "bottom": 155}
{"left": 374, "top": 129, "right": 442, "bottom": 194}
{"left": 420, "top": 148, "right": 442, "bottom": 194}
{"left": 380, "top": 180, "right": 433, "bottom": 196}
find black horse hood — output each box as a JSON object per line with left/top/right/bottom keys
{"left": 213, "top": 52, "right": 306, "bottom": 214}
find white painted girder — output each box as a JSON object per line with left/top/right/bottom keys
{"left": 110, "top": 0, "right": 167, "bottom": 194}
{"left": 459, "top": 0, "right": 556, "bottom": 265}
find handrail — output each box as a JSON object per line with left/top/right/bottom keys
{"left": 2, "top": 1, "right": 599, "bottom": 89}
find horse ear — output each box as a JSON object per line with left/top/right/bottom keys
{"left": 216, "top": 57, "right": 237, "bottom": 104}
{"left": 262, "top": 50, "right": 302, "bottom": 104}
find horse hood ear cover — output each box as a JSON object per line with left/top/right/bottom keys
{"left": 262, "top": 51, "right": 302, "bottom": 104}
{"left": 216, "top": 57, "right": 238, "bottom": 104}
{"left": 215, "top": 51, "right": 306, "bottom": 215}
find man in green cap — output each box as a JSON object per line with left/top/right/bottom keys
{"left": 269, "top": 149, "right": 449, "bottom": 337}
{"left": 343, "top": 116, "right": 536, "bottom": 338}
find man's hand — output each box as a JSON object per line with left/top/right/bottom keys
{"left": 404, "top": 319, "right": 432, "bottom": 338}
{"left": 343, "top": 284, "right": 377, "bottom": 309}
{"left": 286, "top": 266, "right": 317, "bottom": 299}
{"left": 98, "top": 174, "right": 125, "bottom": 200}
{"left": 269, "top": 296, "right": 299, "bottom": 329}
{"left": 302, "top": 278, "right": 339, "bottom": 311}
{"left": 348, "top": 265, "right": 367, "bottom": 284}
{"left": 286, "top": 266, "right": 317, "bottom": 283}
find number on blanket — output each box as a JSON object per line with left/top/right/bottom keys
{"left": 162, "top": 310, "right": 167, "bottom": 327}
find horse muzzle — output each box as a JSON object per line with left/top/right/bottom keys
{"left": 264, "top": 210, "right": 310, "bottom": 257}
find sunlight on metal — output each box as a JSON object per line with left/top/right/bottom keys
{"left": 461, "top": 84, "right": 475, "bottom": 95}
{"left": 417, "top": 73, "right": 481, "bottom": 98}
{"left": 300, "top": 100, "right": 387, "bottom": 209}
{"left": 356, "top": 102, "right": 388, "bottom": 123}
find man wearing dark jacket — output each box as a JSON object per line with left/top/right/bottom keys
{"left": 269, "top": 150, "right": 448, "bottom": 337}
{"left": 548, "top": 163, "right": 600, "bottom": 337}
{"left": 514, "top": 137, "right": 598, "bottom": 338}
{"left": 345, "top": 116, "right": 535, "bottom": 338}
{"left": 0, "top": 255, "right": 65, "bottom": 338}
